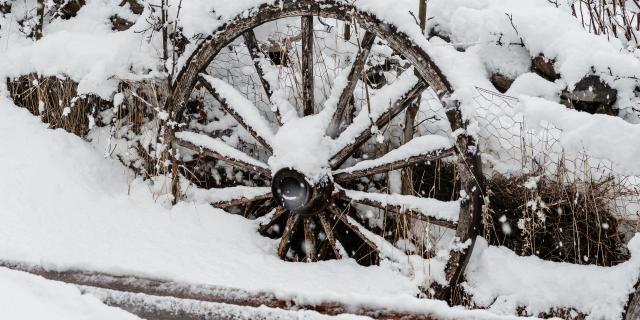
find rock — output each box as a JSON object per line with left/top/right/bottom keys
{"left": 119, "top": 0, "right": 144, "bottom": 15}
{"left": 110, "top": 15, "right": 135, "bottom": 32}
{"left": 490, "top": 73, "right": 514, "bottom": 93}
{"left": 0, "top": 1, "right": 11, "bottom": 15}
{"left": 53, "top": 0, "right": 85, "bottom": 19}
{"left": 110, "top": 0, "right": 144, "bottom": 32}
{"left": 531, "top": 55, "right": 560, "bottom": 81}
{"left": 561, "top": 75, "right": 618, "bottom": 115}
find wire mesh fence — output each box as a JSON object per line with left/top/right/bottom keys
{"left": 182, "top": 17, "right": 639, "bottom": 222}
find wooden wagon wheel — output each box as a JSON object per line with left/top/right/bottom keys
{"left": 166, "top": 0, "right": 484, "bottom": 303}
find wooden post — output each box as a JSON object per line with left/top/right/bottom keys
{"left": 401, "top": 0, "right": 427, "bottom": 195}
{"left": 301, "top": 15, "right": 315, "bottom": 116}
{"left": 35, "top": 0, "right": 44, "bottom": 40}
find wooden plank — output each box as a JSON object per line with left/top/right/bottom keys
{"left": 0, "top": 260, "right": 439, "bottom": 319}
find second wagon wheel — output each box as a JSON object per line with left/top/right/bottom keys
{"left": 167, "top": 0, "right": 483, "bottom": 303}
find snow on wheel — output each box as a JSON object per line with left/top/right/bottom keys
{"left": 167, "top": 0, "right": 483, "bottom": 302}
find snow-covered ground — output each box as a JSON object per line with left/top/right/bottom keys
{"left": 0, "top": 97, "right": 527, "bottom": 319}
{"left": 1, "top": 0, "right": 640, "bottom": 318}
{"left": 0, "top": 267, "right": 140, "bottom": 320}
{"left": 1, "top": 83, "right": 639, "bottom": 319}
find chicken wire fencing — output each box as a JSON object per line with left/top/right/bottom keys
{"left": 470, "top": 87, "right": 640, "bottom": 225}
{"left": 189, "top": 18, "right": 419, "bottom": 163}
{"left": 182, "top": 18, "right": 639, "bottom": 220}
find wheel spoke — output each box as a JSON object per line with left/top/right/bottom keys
{"left": 259, "top": 207, "right": 287, "bottom": 234}
{"left": 243, "top": 30, "right": 273, "bottom": 98}
{"left": 301, "top": 15, "right": 314, "bottom": 116}
{"left": 243, "top": 30, "right": 282, "bottom": 125}
{"left": 199, "top": 186, "right": 272, "bottom": 209}
{"left": 198, "top": 74, "right": 275, "bottom": 152}
{"left": 327, "top": 31, "right": 376, "bottom": 137}
{"left": 333, "top": 135, "right": 454, "bottom": 182}
{"left": 334, "top": 148, "right": 454, "bottom": 182}
{"left": 175, "top": 132, "right": 271, "bottom": 178}
{"left": 318, "top": 214, "right": 342, "bottom": 259}
{"left": 327, "top": 205, "right": 378, "bottom": 253}
{"left": 336, "top": 188, "right": 460, "bottom": 227}
{"left": 278, "top": 213, "right": 301, "bottom": 259}
{"left": 303, "top": 217, "right": 317, "bottom": 262}
{"left": 330, "top": 74, "right": 427, "bottom": 169}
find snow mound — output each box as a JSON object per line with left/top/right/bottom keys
{"left": 466, "top": 235, "right": 640, "bottom": 319}
{"left": 0, "top": 96, "right": 529, "bottom": 320}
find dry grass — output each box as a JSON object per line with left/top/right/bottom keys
{"left": 483, "top": 156, "right": 637, "bottom": 267}
{"left": 7, "top": 74, "right": 178, "bottom": 197}
{"left": 7, "top": 73, "right": 110, "bottom": 135}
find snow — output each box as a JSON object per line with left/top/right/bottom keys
{"left": 0, "top": 0, "right": 161, "bottom": 99}
{"left": 268, "top": 115, "right": 335, "bottom": 183}
{"left": 426, "top": 0, "right": 640, "bottom": 124}
{"left": 0, "top": 267, "right": 140, "bottom": 320}
{"left": 465, "top": 235, "right": 640, "bottom": 319}
{"left": 175, "top": 131, "right": 270, "bottom": 170}
{"left": 342, "top": 188, "right": 460, "bottom": 223}
{"left": 0, "top": 97, "right": 410, "bottom": 298}
{"left": 517, "top": 96, "right": 640, "bottom": 176}
{"left": 2, "top": 0, "right": 640, "bottom": 318}
{"left": 82, "top": 286, "right": 373, "bottom": 320}
{"left": 335, "top": 134, "right": 453, "bottom": 174}
{"left": 506, "top": 73, "right": 563, "bottom": 102}
{"left": 0, "top": 97, "right": 520, "bottom": 319}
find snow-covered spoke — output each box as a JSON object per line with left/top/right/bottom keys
{"left": 330, "top": 74, "right": 427, "bottom": 169}
{"left": 192, "top": 186, "right": 272, "bottom": 209}
{"left": 301, "top": 16, "right": 314, "bottom": 116}
{"left": 242, "top": 30, "right": 277, "bottom": 119}
{"left": 278, "top": 213, "right": 300, "bottom": 259}
{"left": 334, "top": 209, "right": 419, "bottom": 264}
{"left": 333, "top": 135, "right": 455, "bottom": 182}
{"left": 338, "top": 189, "right": 460, "bottom": 228}
{"left": 303, "top": 217, "right": 317, "bottom": 262}
{"left": 327, "top": 31, "right": 376, "bottom": 137}
{"left": 197, "top": 74, "right": 275, "bottom": 152}
{"left": 175, "top": 131, "right": 271, "bottom": 178}
{"left": 327, "top": 205, "right": 379, "bottom": 254}
{"left": 318, "top": 214, "right": 342, "bottom": 259}
{"left": 259, "top": 207, "right": 287, "bottom": 234}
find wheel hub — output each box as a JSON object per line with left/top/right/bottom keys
{"left": 271, "top": 169, "right": 333, "bottom": 215}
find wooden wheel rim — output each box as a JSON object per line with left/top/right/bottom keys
{"left": 167, "top": 0, "right": 484, "bottom": 304}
